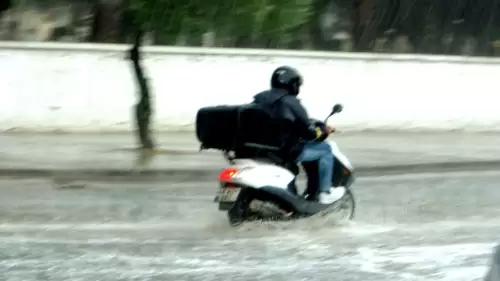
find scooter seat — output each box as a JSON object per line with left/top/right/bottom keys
{"left": 244, "top": 142, "right": 280, "bottom": 151}
{"left": 237, "top": 142, "right": 300, "bottom": 176}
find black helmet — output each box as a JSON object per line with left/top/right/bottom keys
{"left": 270, "top": 66, "right": 303, "bottom": 96}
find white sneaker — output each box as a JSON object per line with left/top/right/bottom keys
{"left": 318, "top": 186, "right": 346, "bottom": 205}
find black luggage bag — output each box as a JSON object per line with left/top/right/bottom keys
{"left": 195, "top": 105, "right": 241, "bottom": 151}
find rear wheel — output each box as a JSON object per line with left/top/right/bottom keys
{"left": 227, "top": 189, "right": 254, "bottom": 227}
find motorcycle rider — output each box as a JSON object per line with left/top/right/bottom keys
{"left": 252, "top": 65, "right": 346, "bottom": 204}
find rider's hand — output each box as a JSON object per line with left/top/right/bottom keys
{"left": 326, "top": 125, "right": 336, "bottom": 134}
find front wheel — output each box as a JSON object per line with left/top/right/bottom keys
{"left": 320, "top": 188, "right": 356, "bottom": 222}
{"left": 336, "top": 188, "right": 356, "bottom": 221}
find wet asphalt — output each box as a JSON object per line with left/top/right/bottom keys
{"left": 0, "top": 171, "right": 499, "bottom": 281}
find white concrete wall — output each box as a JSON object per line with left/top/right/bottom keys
{"left": 1, "top": 41, "right": 500, "bottom": 133}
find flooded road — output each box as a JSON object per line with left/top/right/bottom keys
{"left": 1, "top": 171, "right": 499, "bottom": 281}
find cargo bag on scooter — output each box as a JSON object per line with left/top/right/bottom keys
{"left": 195, "top": 105, "right": 241, "bottom": 151}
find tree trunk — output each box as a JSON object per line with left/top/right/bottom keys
{"left": 352, "top": 0, "right": 376, "bottom": 51}
{"left": 0, "top": 0, "right": 11, "bottom": 14}
{"left": 90, "top": 0, "right": 127, "bottom": 43}
{"left": 129, "top": 31, "right": 155, "bottom": 150}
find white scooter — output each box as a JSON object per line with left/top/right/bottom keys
{"left": 204, "top": 104, "right": 356, "bottom": 226}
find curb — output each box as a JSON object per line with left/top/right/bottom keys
{"left": 1, "top": 161, "right": 499, "bottom": 182}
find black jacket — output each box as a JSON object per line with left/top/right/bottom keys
{"left": 252, "top": 88, "right": 326, "bottom": 157}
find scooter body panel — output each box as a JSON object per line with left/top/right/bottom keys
{"left": 228, "top": 159, "right": 295, "bottom": 190}
{"left": 217, "top": 140, "right": 355, "bottom": 217}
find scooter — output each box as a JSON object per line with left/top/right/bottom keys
{"left": 212, "top": 104, "right": 356, "bottom": 226}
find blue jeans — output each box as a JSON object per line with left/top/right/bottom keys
{"left": 296, "top": 141, "right": 334, "bottom": 193}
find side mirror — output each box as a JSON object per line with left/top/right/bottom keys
{"left": 332, "top": 104, "right": 343, "bottom": 114}
{"left": 324, "top": 103, "right": 343, "bottom": 123}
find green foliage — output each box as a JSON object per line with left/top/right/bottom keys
{"left": 128, "top": 0, "right": 313, "bottom": 47}
{"left": 9, "top": 0, "right": 500, "bottom": 55}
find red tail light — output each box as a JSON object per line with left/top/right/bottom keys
{"left": 218, "top": 168, "right": 239, "bottom": 181}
